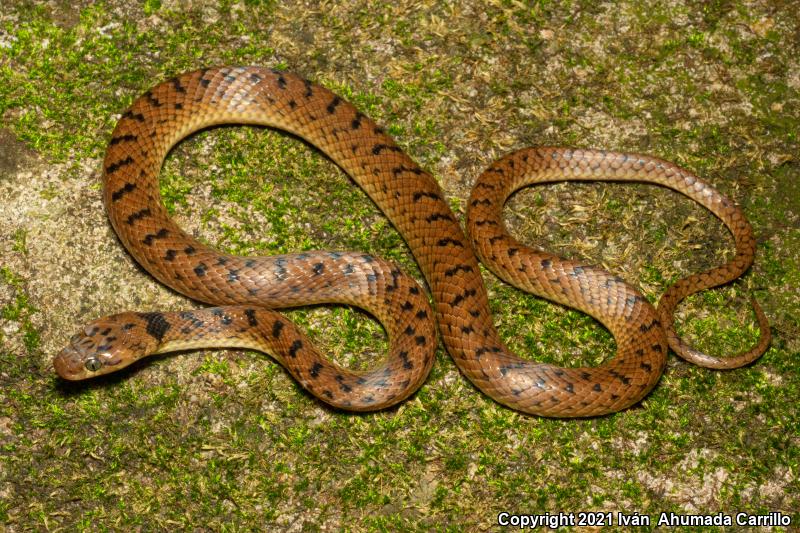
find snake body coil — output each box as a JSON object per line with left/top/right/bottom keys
{"left": 54, "top": 67, "right": 770, "bottom": 417}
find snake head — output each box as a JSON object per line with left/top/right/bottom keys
{"left": 54, "top": 313, "right": 154, "bottom": 380}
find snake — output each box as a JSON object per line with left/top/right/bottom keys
{"left": 53, "top": 66, "right": 771, "bottom": 417}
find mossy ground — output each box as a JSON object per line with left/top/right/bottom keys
{"left": 1, "top": 1, "right": 798, "bottom": 530}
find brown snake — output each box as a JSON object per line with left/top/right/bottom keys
{"left": 54, "top": 66, "right": 771, "bottom": 417}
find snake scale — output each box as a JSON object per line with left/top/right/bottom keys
{"left": 54, "top": 66, "right": 770, "bottom": 417}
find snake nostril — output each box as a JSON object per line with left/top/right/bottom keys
{"left": 53, "top": 350, "right": 77, "bottom": 379}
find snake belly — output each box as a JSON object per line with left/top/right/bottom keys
{"left": 54, "top": 66, "right": 770, "bottom": 417}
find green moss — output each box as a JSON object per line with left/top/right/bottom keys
{"left": 0, "top": 267, "right": 41, "bottom": 355}
{"left": 0, "top": 3, "right": 278, "bottom": 163}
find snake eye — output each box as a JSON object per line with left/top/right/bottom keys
{"left": 85, "top": 357, "right": 102, "bottom": 372}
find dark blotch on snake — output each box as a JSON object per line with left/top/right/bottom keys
{"left": 288, "top": 340, "right": 302, "bottom": 358}
{"left": 122, "top": 110, "right": 145, "bottom": 122}
{"left": 138, "top": 312, "right": 171, "bottom": 343}
{"left": 109, "top": 134, "right": 138, "bottom": 146}
{"left": 437, "top": 238, "right": 463, "bottom": 247}
{"left": 327, "top": 96, "right": 341, "bottom": 114}
{"left": 142, "top": 228, "right": 169, "bottom": 246}
{"left": 111, "top": 182, "right": 136, "bottom": 201}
